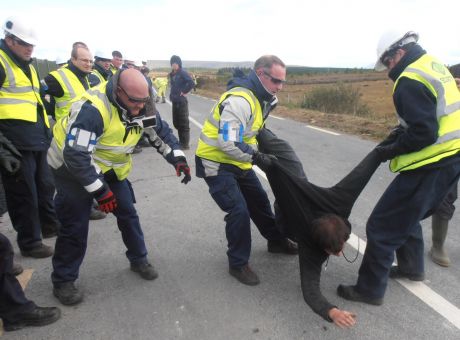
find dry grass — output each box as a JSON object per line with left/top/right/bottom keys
{"left": 196, "top": 71, "right": 399, "bottom": 141}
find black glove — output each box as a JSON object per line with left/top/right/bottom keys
{"left": 173, "top": 156, "right": 191, "bottom": 184}
{"left": 375, "top": 144, "right": 401, "bottom": 162}
{"left": 253, "top": 151, "right": 277, "bottom": 171}
{"left": 0, "top": 152, "right": 21, "bottom": 174}
{"left": 377, "top": 125, "right": 405, "bottom": 148}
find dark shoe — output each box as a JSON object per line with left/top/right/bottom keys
{"left": 20, "top": 244, "right": 53, "bottom": 258}
{"left": 42, "top": 222, "right": 60, "bottom": 238}
{"left": 53, "top": 282, "right": 83, "bottom": 305}
{"left": 130, "top": 262, "right": 159, "bottom": 280}
{"left": 132, "top": 145, "right": 143, "bottom": 154}
{"left": 229, "top": 264, "right": 260, "bottom": 286}
{"left": 89, "top": 207, "right": 107, "bottom": 220}
{"left": 389, "top": 266, "right": 425, "bottom": 281}
{"left": 3, "top": 306, "right": 61, "bottom": 332}
{"left": 267, "top": 238, "right": 298, "bottom": 255}
{"left": 12, "top": 261, "right": 24, "bottom": 276}
{"left": 337, "top": 284, "right": 383, "bottom": 306}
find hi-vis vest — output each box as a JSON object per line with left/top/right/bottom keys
{"left": 196, "top": 87, "right": 263, "bottom": 170}
{"left": 49, "top": 67, "right": 90, "bottom": 121}
{"left": 92, "top": 68, "right": 108, "bottom": 84}
{"left": 53, "top": 83, "right": 142, "bottom": 180}
{"left": 390, "top": 54, "right": 460, "bottom": 172}
{"left": 0, "top": 50, "right": 49, "bottom": 127}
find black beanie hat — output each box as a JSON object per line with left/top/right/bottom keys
{"left": 170, "top": 55, "right": 182, "bottom": 67}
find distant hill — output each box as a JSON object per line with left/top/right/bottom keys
{"left": 146, "top": 60, "right": 254, "bottom": 69}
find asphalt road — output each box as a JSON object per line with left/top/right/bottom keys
{"left": 2, "top": 93, "right": 460, "bottom": 339}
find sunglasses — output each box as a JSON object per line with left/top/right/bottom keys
{"left": 263, "top": 71, "right": 286, "bottom": 85}
{"left": 118, "top": 86, "right": 150, "bottom": 103}
{"left": 12, "top": 36, "right": 34, "bottom": 47}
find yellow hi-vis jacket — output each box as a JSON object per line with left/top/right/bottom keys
{"left": 52, "top": 83, "right": 141, "bottom": 180}
{"left": 196, "top": 86, "right": 263, "bottom": 170}
{"left": 0, "top": 50, "right": 49, "bottom": 127}
{"left": 390, "top": 54, "right": 460, "bottom": 172}
{"left": 49, "top": 67, "right": 91, "bottom": 121}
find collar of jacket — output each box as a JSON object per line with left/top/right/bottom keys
{"left": 389, "top": 44, "right": 426, "bottom": 82}
{"left": 0, "top": 39, "right": 32, "bottom": 69}
{"left": 227, "top": 69, "right": 275, "bottom": 105}
{"left": 93, "top": 62, "right": 109, "bottom": 79}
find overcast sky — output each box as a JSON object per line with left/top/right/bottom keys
{"left": 2, "top": 0, "right": 460, "bottom": 68}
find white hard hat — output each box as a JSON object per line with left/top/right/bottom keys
{"left": 3, "top": 17, "right": 38, "bottom": 45}
{"left": 375, "top": 30, "right": 419, "bottom": 71}
{"left": 94, "top": 49, "right": 113, "bottom": 60}
{"left": 55, "top": 56, "right": 67, "bottom": 65}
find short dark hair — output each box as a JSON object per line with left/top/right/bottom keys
{"left": 71, "top": 45, "right": 89, "bottom": 59}
{"left": 112, "top": 50, "right": 122, "bottom": 58}
{"left": 254, "top": 55, "right": 285, "bottom": 71}
{"left": 311, "top": 214, "right": 351, "bottom": 254}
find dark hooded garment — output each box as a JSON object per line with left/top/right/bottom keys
{"left": 257, "top": 128, "right": 381, "bottom": 321}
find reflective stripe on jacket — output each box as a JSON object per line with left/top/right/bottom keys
{"left": 0, "top": 50, "right": 49, "bottom": 127}
{"left": 196, "top": 87, "right": 263, "bottom": 170}
{"left": 49, "top": 67, "right": 90, "bottom": 121}
{"left": 390, "top": 54, "right": 460, "bottom": 172}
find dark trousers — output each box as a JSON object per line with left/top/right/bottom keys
{"left": 204, "top": 169, "right": 284, "bottom": 268}
{"left": 1, "top": 150, "right": 59, "bottom": 250}
{"left": 356, "top": 161, "right": 460, "bottom": 298}
{"left": 172, "top": 100, "right": 190, "bottom": 148}
{"left": 0, "top": 233, "right": 35, "bottom": 323}
{"left": 435, "top": 181, "right": 458, "bottom": 219}
{"left": 51, "top": 170, "right": 148, "bottom": 284}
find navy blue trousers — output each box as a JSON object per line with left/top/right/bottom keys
{"left": 51, "top": 169, "right": 148, "bottom": 284}
{"left": 1, "top": 150, "right": 59, "bottom": 250}
{"left": 204, "top": 169, "right": 284, "bottom": 268}
{"left": 0, "top": 233, "right": 35, "bottom": 323}
{"left": 356, "top": 161, "right": 460, "bottom": 298}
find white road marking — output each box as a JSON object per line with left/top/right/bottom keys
{"left": 306, "top": 125, "right": 340, "bottom": 135}
{"left": 188, "top": 96, "right": 460, "bottom": 329}
{"left": 269, "top": 115, "right": 285, "bottom": 120}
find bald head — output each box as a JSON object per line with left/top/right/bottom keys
{"left": 116, "top": 68, "right": 150, "bottom": 116}
{"left": 119, "top": 68, "right": 149, "bottom": 98}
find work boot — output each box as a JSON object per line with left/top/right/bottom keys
{"left": 90, "top": 207, "right": 107, "bottom": 220}
{"left": 12, "top": 261, "right": 24, "bottom": 276}
{"left": 337, "top": 284, "right": 383, "bottom": 306}
{"left": 429, "top": 214, "right": 450, "bottom": 267}
{"left": 3, "top": 306, "right": 61, "bottom": 332}
{"left": 53, "top": 282, "right": 83, "bottom": 305}
{"left": 130, "top": 262, "right": 159, "bottom": 280}
{"left": 229, "top": 264, "right": 260, "bottom": 286}
{"left": 161, "top": 97, "right": 166, "bottom": 103}
{"left": 20, "top": 244, "right": 53, "bottom": 258}
{"left": 155, "top": 97, "right": 160, "bottom": 103}
{"left": 389, "top": 266, "right": 425, "bottom": 281}
{"left": 41, "top": 221, "right": 60, "bottom": 238}
{"left": 267, "top": 238, "right": 298, "bottom": 255}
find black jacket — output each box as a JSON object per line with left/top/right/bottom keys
{"left": 257, "top": 128, "right": 381, "bottom": 321}
{"left": 169, "top": 67, "right": 194, "bottom": 103}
